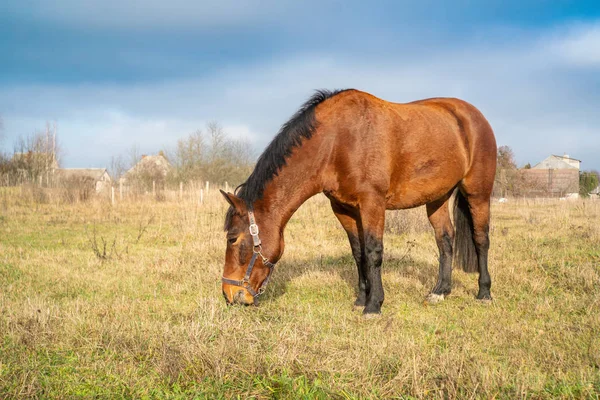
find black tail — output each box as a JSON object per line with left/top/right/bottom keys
{"left": 453, "top": 189, "right": 479, "bottom": 273}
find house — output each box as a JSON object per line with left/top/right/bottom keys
{"left": 121, "top": 154, "right": 172, "bottom": 185}
{"left": 522, "top": 154, "right": 580, "bottom": 198}
{"left": 54, "top": 168, "right": 112, "bottom": 193}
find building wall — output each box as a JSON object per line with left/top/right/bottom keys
{"left": 522, "top": 169, "right": 579, "bottom": 197}
{"left": 95, "top": 171, "right": 112, "bottom": 193}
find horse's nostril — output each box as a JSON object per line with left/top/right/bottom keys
{"left": 234, "top": 290, "right": 245, "bottom": 303}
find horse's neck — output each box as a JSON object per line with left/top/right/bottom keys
{"left": 254, "top": 152, "right": 324, "bottom": 233}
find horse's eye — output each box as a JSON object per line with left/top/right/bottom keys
{"left": 227, "top": 237, "right": 238, "bottom": 245}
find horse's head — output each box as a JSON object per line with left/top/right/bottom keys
{"left": 220, "top": 190, "right": 281, "bottom": 306}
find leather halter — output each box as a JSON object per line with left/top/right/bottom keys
{"left": 221, "top": 211, "right": 276, "bottom": 305}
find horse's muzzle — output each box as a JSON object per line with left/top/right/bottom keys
{"left": 223, "top": 289, "right": 254, "bottom": 306}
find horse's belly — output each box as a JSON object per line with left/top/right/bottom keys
{"left": 386, "top": 168, "right": 462, "bottom": 209}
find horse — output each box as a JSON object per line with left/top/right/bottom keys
{"left": 221, "top": 89, "right": 497, "bottom": 316}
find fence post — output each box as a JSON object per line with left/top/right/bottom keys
{"left": 200, "top": 189, "right": 204, "bottom": 205}
{"left": 111, "top": 187, "right": 115, "bottom": 206}
{"left": 205, "top": 181, "right": 210, "bottom": 192}
{"left": 225, "top": 181, "right": 229, "bottom": 192}
{"left": 152, "top": 180, "right": 156, "bottom": 198}
{"left": 119, "top": 180, "right": 123, "bottom": 201}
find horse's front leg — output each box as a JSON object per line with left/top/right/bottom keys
{"left": 358, "top": 195, "right": 386, "bottom": 316}
{"left": 330, "top": 199, "right": 367, "bottom": 307}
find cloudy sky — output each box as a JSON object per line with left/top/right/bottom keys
{"left": 1, "top": 0, "right": 599, "bottom": 170}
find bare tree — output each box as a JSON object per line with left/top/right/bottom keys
{"left": 109, "top": 154, "right": 128, "bottom": 182}
{"left": 129, "top": 143, "right": 140, "bottom": 169}
{"left": 494, "top": 145, "right": 519, "bottom": 197}
{"left": 497, "top": 145, "right": 517, "bottom": 170}
{"left": 168, "top": 122, "right": 255, "bottom": 186}
{"left": 172, "top": 129, "right": 204, "bottom": 181}
{"left": 12, "top": 127, "right": 61, "bottom": 183}
{"left": 0, "top": 115, "right": 4, "bottom": 144}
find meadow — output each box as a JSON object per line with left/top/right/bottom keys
{"left": 1, "top": 187, "right": 599, "bottom": 399}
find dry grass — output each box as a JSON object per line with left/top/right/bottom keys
{"left": 0, "top": 188, "right": 599, "bottom": 399}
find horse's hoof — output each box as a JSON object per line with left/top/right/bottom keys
{"left": 363, "top": 312, "right": 381, "bottom": 320}
{"left": 476, "top": 293, "right": 493, "bottom": 305}
{"left": 425, "top": 293, "right": 445, "bottom": 304}
{"left": 477, "top": 297, "right": 493, "bottom": 305}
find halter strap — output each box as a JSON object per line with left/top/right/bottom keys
{"left": 221, "top": 211, "right": 276, "bottom": 305}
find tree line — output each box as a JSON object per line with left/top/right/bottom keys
{"left": 0, "top": 120, "right": 255, "bottom": 190}
{"left": 110, "top": 122, "right": 255, "bottom": 192}
{"left": 2, "top": 117, "right": 598, "bottom": 198}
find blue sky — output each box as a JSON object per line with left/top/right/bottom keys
{"left": 1, "top": 0, "right": 599, "bottom": 170}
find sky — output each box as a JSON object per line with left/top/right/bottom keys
{"left": 1, "top": 0, "right": 599, "bottom": 170}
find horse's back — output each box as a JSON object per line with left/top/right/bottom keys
{"left": 318, "top": 91, "right": 496, "bottom": 209}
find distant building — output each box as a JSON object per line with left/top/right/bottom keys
{"left": 523, "top": 154, "right": 580, "bottom": 198}
{"left": 54, "top": 168, "right": 112, "bottom": 193}
{"left": 121, "top": 154, "right": 172, "bottom": 184}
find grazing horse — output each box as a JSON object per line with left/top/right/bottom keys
{"left": 221, "top": 89, "right": 497, "bottom": 315}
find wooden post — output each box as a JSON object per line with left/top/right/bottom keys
{"left": 111, "top": 187, "right": 115, "bottom": 206}
{"left": 152, "top": 180, "right": 156, "bottom": 197}
{"left": 205, "top": 181, "right": 210, "bottom": 192}
{"left": 225, "top": 181, "right": 229, "bottom": 192}
{"left": 119, "top": 180, "right": 123, "bottom": 201}
{"left": 179, "top": 181, "right": 183, "bottom": 201}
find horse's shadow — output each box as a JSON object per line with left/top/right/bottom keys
{"left": 261, "top": 251, "right": 465, "bottom": 304}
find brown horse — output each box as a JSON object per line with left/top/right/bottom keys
{"left": 221, "top": 89, "right": 497, "bottom": 315}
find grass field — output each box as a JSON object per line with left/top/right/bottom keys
{"left": 1, "top": 188, "right": 599, "bottom": 399}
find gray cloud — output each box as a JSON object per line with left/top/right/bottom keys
{"left": 4, "top": 0, "right": 304, "bottom": 30}
{"left": 1, "top": 21, "right": 599, "bottom": 170}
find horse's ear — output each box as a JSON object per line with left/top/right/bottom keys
{"left": 220, "top": 190, "right": 246, "bottom": 211}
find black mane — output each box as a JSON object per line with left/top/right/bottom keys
{"left": 239, "top": 89, "right": 349, "bottom": 206}
{"left": 224, "top": 89, "right": 349, "bottom": 231}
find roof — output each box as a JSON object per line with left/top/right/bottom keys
{"left": 54, "top": 168, "right": 110, "bottom": 181}
{"left": 552, "top": 154, "right": 581, "bottom": 162}
{"left": 125, "top": 154, "right": 172, "bottom": 177}
{"left": 532, "top": 155, "right": 578, "bottom": 170}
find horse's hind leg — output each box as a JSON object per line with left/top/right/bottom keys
{"left": 467, "top": 195, "right": 492, "bottom": 300}
{"left": 425, "top": 193, "right": 454, "bottom": 303}
{"left": 330, "top": 199, "right": 367, "bottom": 307}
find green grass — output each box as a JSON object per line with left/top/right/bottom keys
{"left": 1, "top": 190, "right": 599, "bottom": 398}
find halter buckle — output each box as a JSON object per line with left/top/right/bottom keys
{"left": 249, "top": 223, "right": 259, "bottom": 236}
